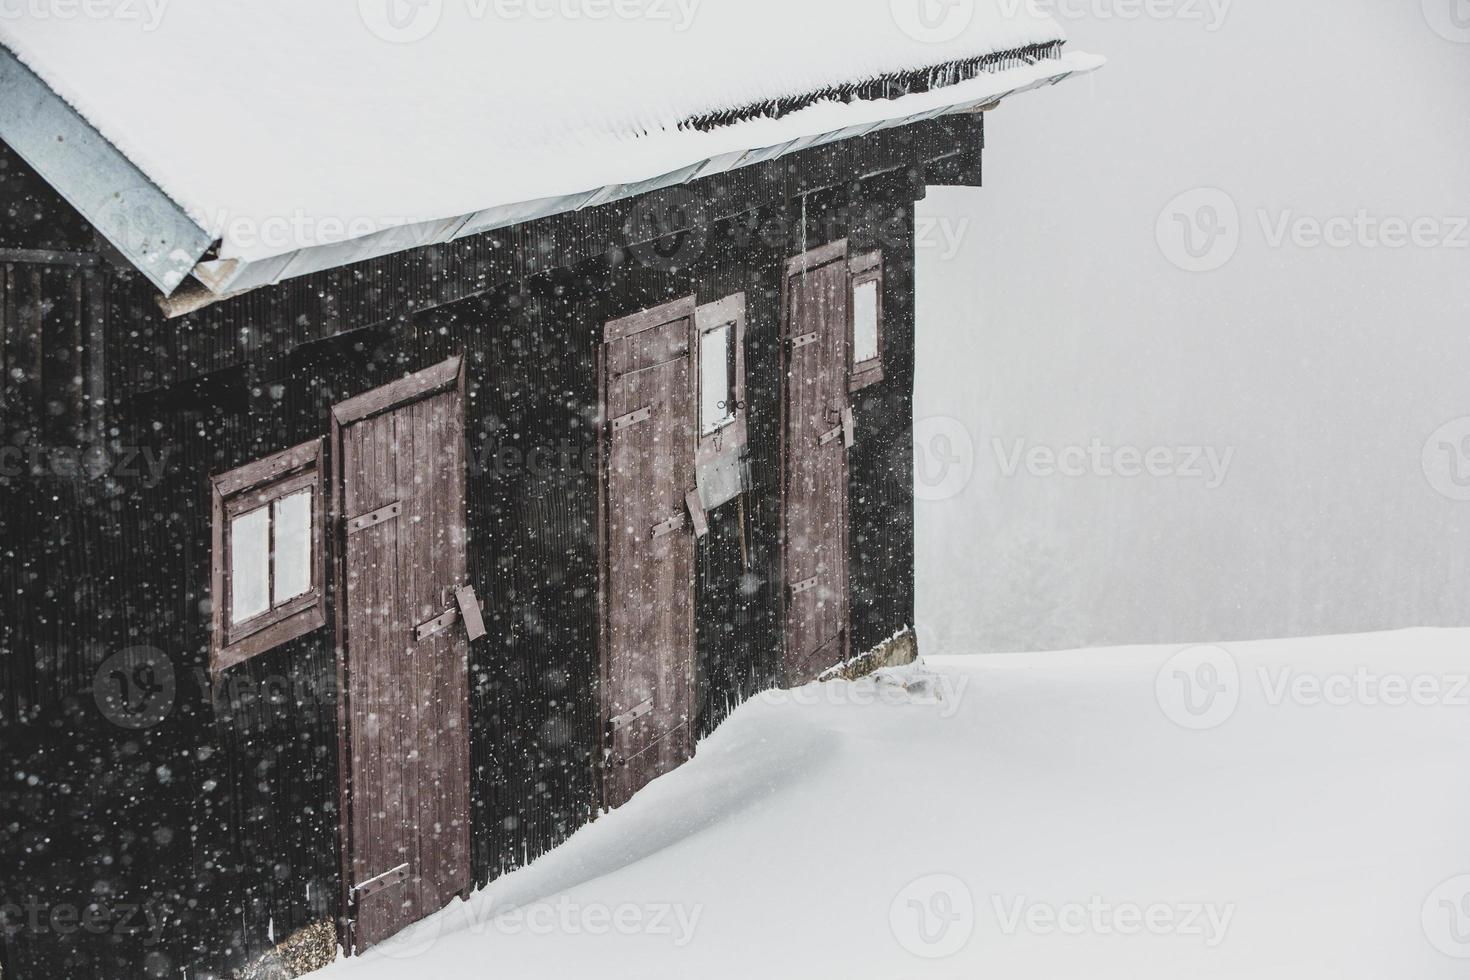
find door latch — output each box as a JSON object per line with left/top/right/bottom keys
{"left": 685, "top": 489, "right": 709, "bottom": 540}
{"left": 455, "top": 585, "right": 488, "bottom": 642}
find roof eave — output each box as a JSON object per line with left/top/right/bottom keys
{"left": 0, "top": 45, "right": 213, "bottom": 296}
{"left": 183, "top": 55, "right": 1097, "bottom": 310}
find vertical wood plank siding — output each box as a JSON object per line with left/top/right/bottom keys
{"left": 0, "top": 115, "right": 968, "bottom": 978}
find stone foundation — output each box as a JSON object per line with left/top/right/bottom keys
{"left": 234, "top": 921, "right": 337, "bottom": 980}
{"left": 819, "top": 627, "right": 919, "bottom": 682}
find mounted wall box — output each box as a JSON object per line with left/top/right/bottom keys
{"left": 695, "top": 292, "right": 749, "bottom": 512}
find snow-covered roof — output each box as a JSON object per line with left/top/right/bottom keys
{"left": 0, "top": 3, "right": 1100, "bottom": 298}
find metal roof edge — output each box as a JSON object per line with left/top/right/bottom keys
{"left": 173, "top": 49, "right": 1102, "bottom": 311}
{"left": 189, "top": 61, "right": 1093, "bottom": 305}
{"left": 0, "top": 45, "right": 213, "bottom": 295}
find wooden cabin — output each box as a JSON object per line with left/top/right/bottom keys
{"left": 0, "top": 7, "right": 1099, "bottom": 977}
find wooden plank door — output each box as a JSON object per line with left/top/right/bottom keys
{"left": 781, "top": 242, "right": 853, "bottom": 685}
{"left": 600, "top": 298, "right": 699, "bottom": 811}
{"left": 333, "top": 358, "right": 472, "bottom": 951}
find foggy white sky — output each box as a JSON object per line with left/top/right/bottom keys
{"left": 915, "top": 0, "right": 1470, "bottom": 653}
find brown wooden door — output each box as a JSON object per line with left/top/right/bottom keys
{"left": 334, "top": 359, "right": 471, "bottom": 951}
{"left": 782, "top": 242, "right": 853, "bottom": 685}
{"left": 600, "top": 299, "right": 698, "bottom": 810}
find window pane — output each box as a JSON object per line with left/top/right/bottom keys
{"left": 853, "top": 279, "right": 880, "bottom": 365}
{"left": 230, "top": 506, "right": 271, "bottom": 624}
{"left": 700, "top": 324, "right": 734, "bottom": 435}
{"left": 273, "top": 490, "right": 314, "bottom": 605}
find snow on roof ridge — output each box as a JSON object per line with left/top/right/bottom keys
{"left": 682, "top": 40, "right": 1067, "bottom": 132}
{"left": 0, "top": 3, "right": 1091, "bottom": 287}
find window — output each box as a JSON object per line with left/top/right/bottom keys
{"left": 695, "top": 293, "right": 748, "bottom": 469}
{"left": 700, "top": 321, "right": 736, "bottom": 436}
{"left": 848, "top": 251, "right": 885, "bottom": 392}
{"left": 211, "top": 439, "right": 326, "bottom": 674}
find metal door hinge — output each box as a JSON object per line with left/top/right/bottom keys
{"left": 415, "top": 607, "right": 459, "bottom": 642}
{"left": 651, "top": 513, "right": 688, "bottom": 539}
{"left": 354, "top": 863, "right": 409, "bottom": 901}
{"left": 610, "top": 698, "right": 654, "bottom": 732}
{"left": 348, "top": 501, "right": 401, "bottom": 534}
{"left": 842, "top": 407, "right": 856, "bottom": 448}
{"left": 612, "top": 406, "right": 653, "bottom": 431}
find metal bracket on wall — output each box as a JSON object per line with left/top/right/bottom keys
{"left": 790, "top": 576, "right": 820, "bottom": 598}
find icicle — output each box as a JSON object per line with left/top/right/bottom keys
{"left": 801, "top": 195, "right": 808, "bottom": 260}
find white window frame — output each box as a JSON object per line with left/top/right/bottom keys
{"left": 848, "top": 251, "right": 885, "bottom": 393}
{"left": 695, "top": 293, "right": 748, "bottom": 468}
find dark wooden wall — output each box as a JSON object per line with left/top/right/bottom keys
{"left": 0, "top": 114, "right": 968, "bottom": 978}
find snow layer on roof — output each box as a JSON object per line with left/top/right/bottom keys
{"left": 1, "top": 1, "right": 1081, "bottom": 265}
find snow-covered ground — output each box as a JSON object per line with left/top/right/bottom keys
{"left": 325, "top": 630, "right": 1470, "bottom": 979}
